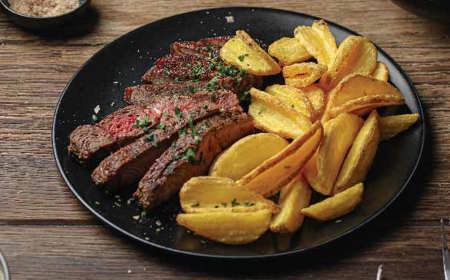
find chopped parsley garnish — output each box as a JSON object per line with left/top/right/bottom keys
{"left": 203, "top": 104, "right": 209, "bottom": 110}
{"left": 231, "top": 198, "right": 240, "bottom": 207}
{"left": 187, "top": 116, "right": 198, "bottom": 137}
{"left": 163, "top": 68, "right": 171, "bottom": 76}
{"left": 191, "top": 202, "right": 200, "bottom": 207}
{"left": 146, "top": 133, "right": 157, "bottom": 146}
{"left": 191, "top": 64, "right": 204, "bottom": 78}
{"left": 134, "top": 115, "right": 151, "bottom": 128}
{"left": 182, "top": 148, "right": 197, "bottom": 163}
{"left": 157, "top": 123, "right": 166, "bottom": 130}
{"left": 238, "top": 53, "right": 249, "bottom": 61}
{"left": 206, "top": 76, "right": 219, "bottom": 91}
{"left": 178, "top": 128, "right": 186, "bottom": 137}
{"left": 217, "top": 62, "right": 240, "bottom": 77}
{"left": 175, "top": 107, "right": 183, "bottom": 119}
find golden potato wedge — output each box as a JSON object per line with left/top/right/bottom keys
{"left": 380, "top": 113, "right": 419, "bottom": 140}
{"left": 301, "top": 183, "right": 364, "bottom": 221}
{"left": 300, "top": 84, "right": 326, "bottom": 118}
{"left": 283, "top": 62, "right": 327, "bottom": 88}
{"left": 265, "top": 84, "right": 315, "bottom": 119}
{"left": 220, "top": 30, "right": 281, "bottom": 76}
{"left": 270, "top": 174, "right": 312, "bottom": 233}
{"left": 249, "top": 88, "right": 312, "bottom": 139}
{"left": 320, "top": 35, "right": 377, "bottom": 90}
{"left": 176, "top": 209, "right": 272, "bottom": 245}
{"left": 237, "top": 122, "right": 322, "bottom": 197}
{"left": 180, "top": 176, "right": 277, "bottom": 213}
{"left": 210, "top": 133, "right": 289, "bottom": 180}
{"left": 372, "top": 62, "right": 389, "bottom": 82}
{"left": 304, "top": 113, "right": 364, "bottom": 195}
{"left": 268, "top": 37, "right": 312, "bottom": 66}
{"left": 294, "top": 20, "right": 337, "bottom": 68}
{"left": 322, "top": 74, "right": 404, "bottom": 121}
{"left": 334, "top": 111, "right": 380, "bottom": 193}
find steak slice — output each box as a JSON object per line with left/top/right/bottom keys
{"left": 68, "top": 106, "right": 159, "bottom": 161}
{"left": 170, "top": 36, "right": 230, "bottom": 57}
{"left": 142, "top": 54, "right": 216, "bottom": 84}
{"left": 123, "top": 81, "right": 207, "bottom": 105}
{"left": 134, "top": 111, "right": 255, "bottom": 209}
{"left": 91, "top": 90, "right": 240, "bottom": 190}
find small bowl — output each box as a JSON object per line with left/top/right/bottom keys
{"left": 0, "top": 0, "right": 91, "bottom": 31}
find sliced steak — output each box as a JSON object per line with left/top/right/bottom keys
{"left": 134, "top": 111, "right": 255, "bottom": 209}
{"left": 91, "top": 90, "right": 240, "bottom": 190}
{"left": 170, "top": 36, "right": 230, "bottom": 57}
{"left": 68, "top": 106, "right": 159, "bottom": 161}
{"left": 124, "top": 81, "right": 207, "bottom": 105}
{"left": 142, "top": 54, "right": 217, "bottom": 84}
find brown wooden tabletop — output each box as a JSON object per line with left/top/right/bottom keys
{"left": 1, "top": 0, "right": 449, "bottom": 279}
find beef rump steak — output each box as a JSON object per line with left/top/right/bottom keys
{"left": 134, "top": 111, "right": 254, "bottom": 209}
{"left": 91, "top": 90, "right": 240, "bottom": 190}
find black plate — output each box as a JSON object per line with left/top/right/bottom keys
{"left": 52, "top": 7, "right": 425, "bottom": 259}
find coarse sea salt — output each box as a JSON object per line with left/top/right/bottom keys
{"left": 225, "top": 16, "right": 235, "bottom": 23}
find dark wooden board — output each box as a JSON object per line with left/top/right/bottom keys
{"left": 0, "top": 0, "right": 449, "bottom": 279}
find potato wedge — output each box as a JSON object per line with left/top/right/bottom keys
{"left": 294, "top": 20, "right": 337, "bottom": 68}
{"left": 334, "top": 111, "right": 380, "bottom": 193}
{"left": 283, "top": 62, "right": 327, "bottom": 88}
{"left": 320, "top": 35, "right": 377, "bottom": 90}
{"left": 210, "top": 133, "right": 289, "bottom": 180}
{"left": 180, "top": 176, "right": 277, "bottom": 213}
{"left": 300, "top": 85, "right": 326, "bottom": 118}
{"left": 304, "top": 113, "right": 363, "bottom": 195}
{"left": 265, "top": 84, "right": 315, "bottom": 119}
{"left": 249, "top": 88, "right": 312, "bottom": 139}
{"left": 372, "top": 62, "right": 389, "bottom": 82}
{"left": 270, "top": 174, "right": 312, "bottom": 233}
{"left": 322, "top": 74, "right": 404, "bottom": 121}
{"left": 220, "top": 30, "right": 281, "bottom": 76}
{"left": 380, "top": 113, "right": 419, "bottom": 140}
{"left": 237, "top": 122, "right": 322, "bottom": 197}
{"left": 301, "top": 183, "right": 364, "bottom": 221}
{"left": 268, "top": 37, "right": 312, "bottom": 66}
{"left": 176, "top": 209, "right": 272, "bottom": 245}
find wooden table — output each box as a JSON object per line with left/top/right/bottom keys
{"left": 0, "top": 0, "right": 449, "bottom": 279}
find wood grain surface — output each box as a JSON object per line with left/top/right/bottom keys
{"left": 0, "top": 0, "right": 449, "bottom": 279}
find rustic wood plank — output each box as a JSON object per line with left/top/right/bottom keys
{"left": 0, "top": 0, "right": 449, "bottom": 279}
{"left": 0, "top": 222, "right": 444, "bottom": 280}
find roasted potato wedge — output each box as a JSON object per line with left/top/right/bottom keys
{"left": 265, "top": 84, "right": 315, "bottom": 119}
{"left": 294, "top": 20, "right": 337, "bottom": 68}
{"left": 380, "top": 113, "right": 419, "bottom": 140}
{"left": 210, "top": 133, "right": 289, "bottom": 180}
{"left": 238, "top": 122, "right": 323, "bottom": 197}
{"left": 322, "top": 74, "right": 404, "bottom": 121}
{"left": 220, "top": 30, "right": 281, "bottom": 76}
{"left": 334, "top": 111, "right": 380, "bottom": 193}
{"left": 301, "top": 183, "right": 364, "bottom": 221}
{"left": 283, "top": 62, "right": 327, "bottom": 88}
{"left": 300, "top": 84, "right": 326, "bottom": 118}
{"left": 372, "top": 62, "right": 389, "bottom": 82}
{"left": 177, "top": 209, "right": 272, "bottom": 245}
{"left": 180, "top": 176, "right": 277, "bottom": 213}
{"left": 270, "top": 174, "right": 312, "bottom": 233}
{"left": 304, "top": 113, "right": 363, "bottom": 195}
{"left": 320, "top": 35, "right": 377, "bottom": 90}
{"left": 268, "top": 37, "right": 312, "bottom": 66}
{"left": 249, "top": 88, "right": 312, "bottom": 139}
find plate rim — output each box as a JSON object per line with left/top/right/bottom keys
{"left": 51, "top": 6, "right": 426, "bottom": 260}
